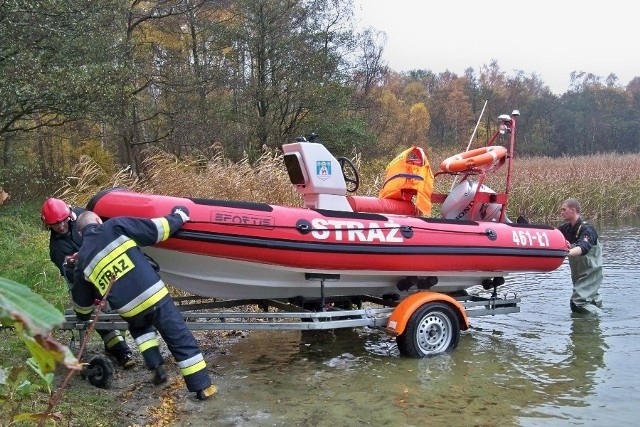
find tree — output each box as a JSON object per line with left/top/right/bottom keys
{"left": 0, "top": 0, "right": 127, "bottom": 197}
{"left": 443, "top": 78, "right": 473, "bottom": 146}
{"left": 0, "top": 0, "right": 124, "bottom": 165}
{"left": 224, "top": 0, "right": 356, "bottom": 158}
{"left": 113, "top": 0, "right": 211, "bottom": 174}
{"left": 352, "top": 28, "right": 388, "bottom": 100}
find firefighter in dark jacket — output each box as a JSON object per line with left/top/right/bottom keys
{"left": 71, "top": 207, "right": 217, "bottom": 400}
{"left": 559, "top": 198, "right": 603, "bottom": 313}
{"left": 41, "top": 198, "right": 134, "bottom": 368}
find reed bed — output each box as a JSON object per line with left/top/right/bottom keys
{"left": 58, "top": 149, "right": 640, "bottom": 225}
{"left": 508, "top": 153, "right": 640, "bottom": 223}
{"left": 58, "top": 147, "right": 301, "bottom": 208}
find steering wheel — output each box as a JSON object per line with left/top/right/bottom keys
{"left": 336, "top": 157, "right": 360, "bottom": 193}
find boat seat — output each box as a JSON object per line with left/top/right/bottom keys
{"left": 346, "top": 195, "right": 418, "bottom": 216}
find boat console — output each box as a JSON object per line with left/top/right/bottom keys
{"left": 282, "top": 141, "right": 353, "bottom": 211}
{"left": 282, "top": 141, "right": 421, "bottom": 215}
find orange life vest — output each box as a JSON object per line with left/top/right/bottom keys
{"left": 378, "top": 146, "right": 434, "bottom": 216}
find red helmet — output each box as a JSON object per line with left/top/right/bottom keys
{"left": 41, "top": 198, "right": 72, "bottom": 225}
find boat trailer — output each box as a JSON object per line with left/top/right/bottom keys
{"left": 62, "top": 292, "right": 520, "bottom": 332}
{"left": 60, "top": 291, "right": 520, "bottom": 387}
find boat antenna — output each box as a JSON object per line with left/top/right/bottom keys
{"left": 450, "top": 99, "right": 488, "bottom": 191}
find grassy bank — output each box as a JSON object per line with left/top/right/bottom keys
{"left": 0, "top": 202, "right": 120, "bottom": 426}
{"left": 0, "top": 201, "right": 67, "bottom": 302}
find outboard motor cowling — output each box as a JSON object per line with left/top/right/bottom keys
{"left": 441, "top": 180, "right": 502, "bottom": 221}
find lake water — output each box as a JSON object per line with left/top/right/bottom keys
{"left": 176, "top": 221, "right": 640, "bottom": 426}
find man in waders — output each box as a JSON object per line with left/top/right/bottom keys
{"left": 559, "top": 198, "right": 603, "bottom": 314}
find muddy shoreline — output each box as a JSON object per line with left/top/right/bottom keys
{"left": 60, "top": 330, "right": 244, "bottom": 427}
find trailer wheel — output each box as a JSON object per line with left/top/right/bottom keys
{"left": 86, "top": 355, "right": 114, "bottom": 388}
{"left": 396, "top": 302, "right": 460, "bottom": 357}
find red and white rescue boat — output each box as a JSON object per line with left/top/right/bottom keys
{"left": 87, "top": 110, "right": 567, "bottom": 300}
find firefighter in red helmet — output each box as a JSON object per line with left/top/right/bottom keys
{"left": 41, "top": 197, "right": 135, "bottom": 369}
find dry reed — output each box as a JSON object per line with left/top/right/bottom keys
{"left": 508, "top": 153, "right": 640, "bottom": 224}
{"left": 58, "top": 149, "right": 640, "bottom": 225}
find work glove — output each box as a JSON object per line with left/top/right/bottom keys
{"left": 171, "top": 205, "right": 190, "bottom": 222}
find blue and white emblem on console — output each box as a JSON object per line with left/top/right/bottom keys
{"left": 316, "top": 160, "right": 331, "bottom": 180}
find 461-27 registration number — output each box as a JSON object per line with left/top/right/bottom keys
{"left": 512, "top": 230, "right": 550, "bottom": 247}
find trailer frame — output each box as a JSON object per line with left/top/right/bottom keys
{"left": 61, "top": 291, "right": 520, "bottom": 335}
{"left": 59, "top": 290, "right": 520, "bottom": 387}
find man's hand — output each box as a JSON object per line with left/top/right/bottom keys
{"left": 171, "top": 206, "right": 190, "bottom": 222}
{"left": 64, "top": 252, "right": 79, "bottom": 268}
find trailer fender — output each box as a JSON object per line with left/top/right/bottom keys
{"left": 385, "top": 292, "right": 470, "bottom": 336}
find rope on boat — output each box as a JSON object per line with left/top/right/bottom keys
{"left": 186, "top": 220, "right": 493, "bottom": 238}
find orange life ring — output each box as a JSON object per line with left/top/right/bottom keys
{"left": 440, "top": 146, "right": 507, "bottom": 173}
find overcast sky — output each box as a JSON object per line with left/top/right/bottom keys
{"left": 352, "top": 0, "right": 637, "bottom": 94}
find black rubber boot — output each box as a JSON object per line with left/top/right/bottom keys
{"left": 107, "top": 343, "right": 136, "bottom": 369}
{"left": 153, "top": 365, "right": 167, "bottom": 385}
{"left": 118, "top": 351, "right": 135, "bottom": 369}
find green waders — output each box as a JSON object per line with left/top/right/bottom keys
{"left": 569, "top": 242, "right": 603, "bottom": 313}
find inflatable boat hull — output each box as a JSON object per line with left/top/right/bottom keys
{"left": 88, "top": 188, "right": 567, "bottom": 299}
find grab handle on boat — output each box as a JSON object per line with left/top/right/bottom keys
{"left": 296, "top": 219, "right": 312, "bottom": 234}
{"left": 485, "top": 228, "right": 497, "bottom": 241}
